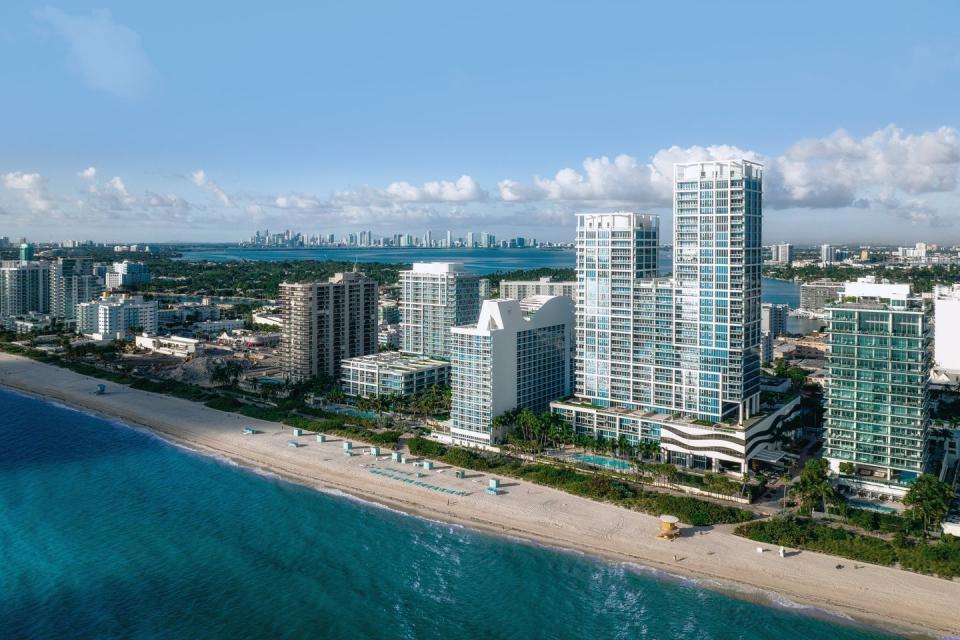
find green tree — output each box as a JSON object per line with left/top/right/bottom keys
{"left": 792, "top": 459, "right": 843, "bottom": 513}
{"left": 903, "top": 474, "right": 954, "bottom": 537}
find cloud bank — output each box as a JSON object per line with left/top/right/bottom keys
{"left": 2, "top": 124, "right": 959, "bottom": 239}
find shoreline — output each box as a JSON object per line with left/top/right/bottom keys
{"left": 1, "top": 353, "right": 957, "bottom": 638}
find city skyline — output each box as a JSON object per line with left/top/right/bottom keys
{"left": 1, "top": 2, "right": 960, "bottom": 243}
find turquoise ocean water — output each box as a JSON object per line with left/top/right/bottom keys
{"left": 0, "top": 388, "right": 897, "bottom": 639}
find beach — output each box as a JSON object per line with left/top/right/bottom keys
{"left": 1, "top": 352, "right": 957, "bottom": 638}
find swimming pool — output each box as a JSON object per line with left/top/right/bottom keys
{"left": 847, "top": 499, "right": 898, "bottom": 514}
{"left": 572, "top": 453, "right": 634, "bottom": 472}
{"left": 325, "top": 404, "right": 377, "bottom": 420}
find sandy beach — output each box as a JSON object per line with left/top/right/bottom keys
{"left": 1, "top": 352, "right": 957, "bottom": 638}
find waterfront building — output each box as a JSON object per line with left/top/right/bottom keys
{"left": 552, "top": 161, "right": 794, "bottom": 474}
{"left": 770, "top": 242, "right": 793, "bottom": 264}
{"left": 279, "top": 271, "right": 378, "bottom": 381}
{"left": 761, "top": 303, "right": 789, "bottom": 338}
{"left": 933, "top": 284, "right": 960, "bottom": 378}
{"left": 0, "top": 260, "right": 50, "bottom": 318}
{"left": 49, "top": 258, "right": 102, "bottom": 324}
{"left": 799, "top": 279, "right": 844, "bottom": 312}
{"left": 451, "top": 295, "right": 575, "bottom": 447}
{"left": 499, "top": 276, "right": 577, "bottom": 301}
{"left": 340, "top": 352, "right": 450, "bottom": 399}
{"left": 824, "top": 280, "right": 930, "bottom": 497}
{"left": 76, "top": 294, "right": 159, "bottom": 340}
{"left": 399, "top": 262, "right": 479, "bottom": 359}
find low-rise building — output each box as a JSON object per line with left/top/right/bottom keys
{"left": 135, "top": 334, "right": 201, "bottom": 358}
{"left": 340, "top": 352, "right": 450, "bottom": 398}
{"left": 193, "top": 318, "right": 246, "bottom": 335}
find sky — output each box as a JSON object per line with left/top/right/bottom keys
{"left": 1, "top": 1, "right": 960, "bottom": 244}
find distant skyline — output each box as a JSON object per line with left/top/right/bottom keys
{"left": 2, "top": 1, "right": 960, "bottom": 243}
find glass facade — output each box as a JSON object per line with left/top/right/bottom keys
{"left": 824, "top": 301, "right": 930, "bottom": 485}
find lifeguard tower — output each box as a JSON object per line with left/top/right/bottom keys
{"left": 657, "top": 515, "right": 680, "bottom": 541}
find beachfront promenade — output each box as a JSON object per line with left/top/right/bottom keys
{"left": 1, "top": 352, "right": 958, "bottom": 637}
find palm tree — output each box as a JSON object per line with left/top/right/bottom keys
{"left": 903, "top": 474, "right": 954, "bottom": 538}
{"left": 792, "top": 459, "right": 842, "bottom": 514}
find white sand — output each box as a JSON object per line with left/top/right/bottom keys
{"left": 1, "top": 352, "right": 957, "bottom": 637}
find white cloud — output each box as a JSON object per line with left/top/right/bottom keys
{"left": 191, "top": 169, "right": 231, "bottom": 206}
{"left": 37, "top": 8, "right": 158, "bottom": 99}
{"left": 2, "top": 171, "right": 52, "bottom": 211}
{"left": 495, "top": 126, "right": 960, "bottom": 229}
{"left": 332, "top": 175, "right": 486, "bottom": 208}
{"left": 77, "top": 166, "right": 97, "bottom": 180}
{"left": 274, "top": 194, "right": 321, "bottom": 209}
{"left": 385, "top": 175, "right": 486, "bottom": 202}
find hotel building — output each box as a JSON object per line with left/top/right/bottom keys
{"left": 279, "top": 271, "right": 378, "bottom": 381}
{"left": 553, "top": 161, "right": 796, "bottom": 473}
{"left": 824, "top": 279, "right": 931, "bottom": 496}
{"left": 451, "top": 295, "right": 575, "bottom": 447}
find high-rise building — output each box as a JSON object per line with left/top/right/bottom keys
{"left": 500, "top": 276, "right": 577, "bottom": 301}
{"left": 76, "top": 294, "right": 158, "bottom": 340}
{"left": 0, "top": 260, "right": 50, "bottom": 318}
{"left": 399, "top": 262, "right": 479, "bottom": 358}
{"left": 820, "top": 244, "right": 836, "bottom": 264}
{"left": 50, "top": 257, "right": 102, "bottom": 324}
{"left": 824, "top": 279, "right": 930, "bottom": 496}
{"left": 279, "top": 272, "right": 378, "bottom": 381}
{"left": 451, "top": 295, "right": 575, "bottom": 447}
{"left": 770, "top": 242, "right": 793, "bottom": 264}
{"left": 553, "top": 161, "right": 788, "bottom": 473}
{"left": 761, "top": 303, "right": 789, "bottom": 338}
{"left": 465, "top": 232, "right": 475, "bottom": 248}
{"left": 19, "top": 243, "right": 34, "bottom": 263}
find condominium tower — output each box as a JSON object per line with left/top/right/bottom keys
{"left": 824, "top": 279, "right": 930, "bottom": 496}
{"left": 0, "top": 260, "right": 50, "bottom": 318}
{"left": 553, "top": 161, "right": 788, "bottom": 473}
{"left": 280, "top": 271, "right": 378, "bottom": 381}
{"left": 399, "top": 262, "right": 479, "bottom": 359}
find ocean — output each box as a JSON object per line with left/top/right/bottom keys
{"left": 0, "top": 388, "right": 897, "bottom": 639}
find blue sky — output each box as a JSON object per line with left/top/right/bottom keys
{"left": 1, "top": 1, "right": 959, "bottom": 243}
